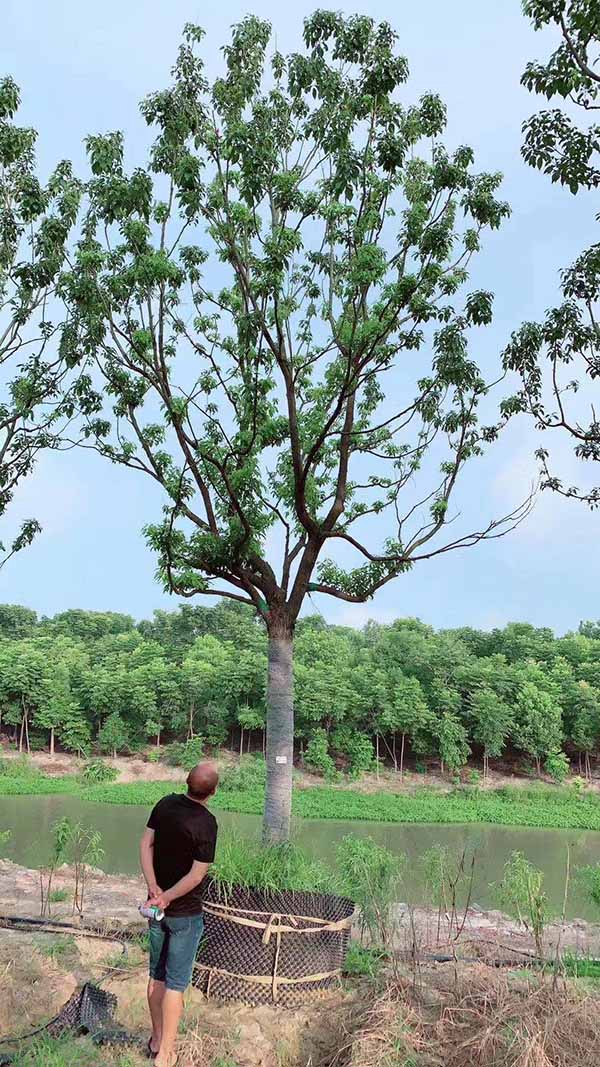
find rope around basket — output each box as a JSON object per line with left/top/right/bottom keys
{"left": 203, "top": 901, "right": 352, "bottom": 942}
{"left": 196, "top": 962, "right": 344, "bottom": 998}
{"left": 199, "top": 904, "right": 352, "bottom": 1003}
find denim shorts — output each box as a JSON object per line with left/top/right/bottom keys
{"left": 148, "top": 914, "right": 204, "bottom": 992}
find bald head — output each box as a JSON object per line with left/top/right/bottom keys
{"left": 186, "top": 762, "right": 219, "bottom": 802}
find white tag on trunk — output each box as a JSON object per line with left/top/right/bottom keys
{"left": 275, "top": 755, "right": 288, "bottom": 764}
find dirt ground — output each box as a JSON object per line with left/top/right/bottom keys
{"left": 1, "top": 859, "right": 599, "bottom": 960}
{"left": 2, "top": 862, "right": 600, "bottom": 1065}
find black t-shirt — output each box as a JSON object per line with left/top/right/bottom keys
{"left": 146, "top": 793, "right": 218, "bottom": 916}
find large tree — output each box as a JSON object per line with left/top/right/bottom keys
{"left": 63, "top": 14, "right": 527, "bottom": 841}
{"left": 504, "top": 0, "right": 600, "bottom": 505}
{"left": 0, "top": 78, "right": 83, "bottom": 564}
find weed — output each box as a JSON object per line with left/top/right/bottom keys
{"left": 79, "top": 759, "right": 117, "bottom": 784}
{"left": 421, "top": 844, "right": 476, "bottom": 942}
{"left": 35, "top": 934, "right": 78, "bottom": 965}
{"left": 560, "top": 952, "right": 600, "bottom": 981}
{"left": 336, "top": 835, "right": 404, "bottom": 947}
{"left": 496, "top": 850, "right": 550, "bottom": 957}
{"left": 344, "top": 942, "right": 388, "bottom": 978}
{"left": 0, "top": 756, "right": 40, "bottom": 778}
{"left": 9, "top": 1036, "right": 105, "bottom": 1066}
{"left": 213, "top": 832, "right": 331, "bottom": 892}
{"left": 48, "top": 888, "right": 69, "bottom": 904}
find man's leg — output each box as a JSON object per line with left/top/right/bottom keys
{"left": 147, "top": 978, "right": 165, "bottom": 1054}
{"left": 155, "top": 915, "right": 204, "bottom": 1067}
{"left": 155, "top": 989, "right": 184, "bottom": 1067}
{"left": 147, "top": 919, "right": 168, "bottom": 1054}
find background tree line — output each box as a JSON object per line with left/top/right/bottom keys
{"left": 1, "top": 599, "right": 600, "bottom": 783}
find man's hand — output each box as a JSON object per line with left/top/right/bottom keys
{"left": 149, "top": 890, "right": 171, "bottom": 911}
{"left": 146, "top": 882, "right": 162, "bottom": 902}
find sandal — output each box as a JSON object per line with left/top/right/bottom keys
{"left": 146, "top": 1037, "right": 158, "bottom": 1059}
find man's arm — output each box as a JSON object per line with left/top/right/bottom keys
{"left": 149, "top": 860, "right": 210, "bottom": 911}
{"left": 139, "top": 827, "right": 161, "bottom": 899}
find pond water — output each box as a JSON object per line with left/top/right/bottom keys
{"left": 1, "top": 794, "right": 599, "bottom": 919}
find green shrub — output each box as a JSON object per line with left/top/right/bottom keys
{"left": 545, "top": 750, "right": 570, "bottom": 783}
{"left": 578, "top": 863, "right": 600, "bottom": 912}
{"left": 343, "top": 942, "right": 387, "bottom": 978}
{"left": 80, "top": 758, "right": 118, "bottom": 784}
{"left": 28, "top": 732, "right": 48, "bottom": 752}
{"left": 331, "top": 729, "right": 374, "bottom": 779}
{"left": 0, "top": 755, "right": 40, "bottom": 778}
{"left": 145, "top": 748, "right": 160, "bottom": 763}
{"left": 414, "top": 760, "right": 427, "bottom": 775}
{"left": 467, "top": 769, "right": 481, "bottom": 785}
{"left": 163, "top": 737, "right": 204, "bottom": 770}
{"left": 336, "top": 835, "right": 404, "bottom": 947}
{"left": 304, "top": 729, "right": 336, "bottom": 779}
{"left": 496, "top": 850, "right": 550, "bottom": 957}
{"left": 48, "top": 888, "right": 69, "bottom": 904}
{"left": 219, "top": 754, "right": 266, "bottom": 793}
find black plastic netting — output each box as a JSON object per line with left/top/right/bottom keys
{"left": 45, "top": 983, "right": 117, "bottom": 1038}
{"left": 193, "top": 881, "right": 354, "bottom": 1008}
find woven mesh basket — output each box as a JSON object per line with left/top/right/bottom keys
{"left": 193, "top": 880, "right": 354, "bottom": 1008}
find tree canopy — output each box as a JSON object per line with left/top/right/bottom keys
{"left": 2, "top": 600, "right": 600, "bottom": 784}
{"left": 0, "top": 78, "right": 83, "bottom": 565}
{"left": 504, "top": 0, "right": 600, "bottom": 505}
{"left": 58, "top": 12, "right": 530, "bottom": 840}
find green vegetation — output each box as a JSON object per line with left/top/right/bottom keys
{"left": 35, "top": 935, "right": 78, "bottom": 966}
{"left": 5, "top": 772, "right": 600, "bottom": 833}
{"left": 47, "top": 889, "right": 69, "bottom": 904}
{"left": 496, "top": 851, "right": 550, "bottom": 958}
{"left": 560, "top": 954, "right": 600, "bottom": 983}
{"left": 213, "top": 834, "right": 331, "bottom": 894}
{"left": 79, "top": 759, "right": 117, "bottom": 784}
{"left": 336, "top": 835, "right": 404, "bottom": 946}
{"left": 3, "top": 603, "right": 600, "bottom": 797}
{"left": 6, "top": 1036, "right": 134, "bottom": 1067}
{"left": 343, "top": 943, "right": 388, "bottom": 979}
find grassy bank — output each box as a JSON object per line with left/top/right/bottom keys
{"left": 3, "top": 772, "right": 600, "bottom": 831}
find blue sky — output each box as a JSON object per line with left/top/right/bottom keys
{"left": 0, "top": 0, "right": 597, "bottom": 634}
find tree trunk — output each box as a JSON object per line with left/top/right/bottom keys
{"left": 188, "top": 703, "right": 195, "bottom": 740}
{"left": 50, "top": 728, "right": 55, "bottom": 756}
{"left": 239, "top": 727, "right": 244, "bottom": 758}
{"left": 263, "top": 621, "right": 294, "bottom": 844}
{"left": 156, "top": 728, "right": 161, "bottom": 749}
{"left": 375, "top": 734, "right": 380, "bottom": 779}
{"left": 400, "top": 733, "right": 405, "bottom": 781}
{"left": 392, "top": 733, "right": 397, "bottom": 774}
{"left": 23, "top": 703, "right": 30, "bottom": 754}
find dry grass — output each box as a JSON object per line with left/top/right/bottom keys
{"left": 0, "top": 934, "right": 77, "bottom": 1038}
{"left": 435, "top": 968, "right": 600, "bottom": 1067}
{"left": 329, "top": 965, "right": 600, "bottom": 1067}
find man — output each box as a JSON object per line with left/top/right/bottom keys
{"left": 140, "top": 762, "right": 219, "bottom": 1067}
